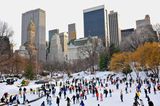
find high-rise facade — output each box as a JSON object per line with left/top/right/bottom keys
{"left": 68, "top": 23, "right": 76, "bottom": 42}
{"left": 109, "top": 11, "right": 121, "bottom": 47}
{"left": 59, "top": 32, "right": 68, "bottom": 57}
{"left": 22, "top": 8, "right": 46, "bottom": 62}
{"left": 49, "top": 29, "right": 59, "bottom": 44}
{"left": 83, "top": 5, "right": 110, "bottom": 47}
{"left": 121, "top": 28, "right": 134, "bottom": 41}
{"left": 47, "top": 34, "right": 64, "bottom": 63}
{"left": 136, "top": 15, "right": 151, "bottom": 29}
{"left": 136, "top": 15, "right": 157, "bottom": 41}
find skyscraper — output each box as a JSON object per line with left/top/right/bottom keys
{"left": 83, "top": 5, "right": 110, "bottom": 47}
{"left": 68, "top": 23, "right": 76, "bottom": 42}
{"left": 47, "top": 33, "right": 64, "bottom": 63}
{"left": 59, "top": 32, "right": 68, "bottom": 57}
{"left": 21, "top": 8, "right": 46, "bottom": 62}
{"left": 109, "top": 11, "right": 121, "bottom": 47}
{"left": 49, "top": 29, "right": 59, "bottom": 44}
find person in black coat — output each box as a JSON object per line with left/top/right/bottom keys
{"left": 1, "top": 96, "right": 5, "bottom": 103}
{"left": 9, "top": 95, "right": 13, "bottom": 104}
{"left": 56, "top": 96, "right": 60, "bottom": 106}
{"left": 72, "top": 95, "right": 76, "bottom": 104}
{"left": 41, "top": 101, "right": 45, "bottom": 106}
{"left": 144, "top": 88, "right": 148, "bottom": 98}
{"left": 148, "top": 100, "right": 154, "bottom": 106}
{"left": 76, "top": 93, "right": 80, "bottom": 103}
{"left": 120, "top": 90, "right": 123, "bottom": 102}
{"left": 66, "top": 97, "right": 71, "bottom": 106}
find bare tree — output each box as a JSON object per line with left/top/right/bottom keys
{"left": 69, "top": 59, "right": 88, "bottom": 73}
{"left": 0, "top": 21, "right": 14, "bottom": 37}
{"left": 0, "top": 21, "right": 14, "bottom": 74}
{"left": 153, "top": 23, "right": 160, "bottom": 42}
{"left": 9, "top": 52, "right": 28, "bottom": 75}
{"left": 44, "top": 61, "right": 64, "bottom": 77}
{"left": 80, "top": 43, "right": 99, "bottom": 73}
{"left": 120, "top": 32, "right": 146, "bottom": 51}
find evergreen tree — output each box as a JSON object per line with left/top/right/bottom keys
{"left": 109, "top": 44, "right": 120, "bottom": 58}
{"left": 24, "top": 63, "right": 35, "bottom": 80}
{"left": 99, "top": 52, "right": 109, "bottom": 71}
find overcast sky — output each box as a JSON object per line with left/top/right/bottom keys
{"left": 0, "top": 0, "right": 159, "bottom": 49}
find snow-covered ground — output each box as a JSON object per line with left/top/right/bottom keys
{"left": 0, "top": 71, "right": 160, "bottom": 106}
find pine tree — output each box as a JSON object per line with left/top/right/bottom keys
{"left": 24, "top": 63, "right": 35, "bottom": 80}
{"left": 99, "top": 53, "right": 109, "bottom": 71}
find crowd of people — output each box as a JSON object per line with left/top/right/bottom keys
{"left": 0, "top": 74, "right": 159, "bottom": 106}
{"left": 39, "top": 75, "right": 159, "bottom": 106}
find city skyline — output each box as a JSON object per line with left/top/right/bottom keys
{"left": 0, "top": 0, "right": 159, "bottom": 49}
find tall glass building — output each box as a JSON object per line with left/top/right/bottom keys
{"left": 83, "top": 5, "right": 110, "bottom": 47}
{"left": 109, "top": 11, "right": 121, "bottom": 47}
{"left": 22, "top": 9, "right": 46, "bottom": 62}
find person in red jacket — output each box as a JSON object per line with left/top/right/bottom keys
{"left": 96, "top": 92, "right": 99, "bottom": 100}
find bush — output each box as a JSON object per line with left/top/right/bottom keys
{"left": 21, "top": 80, "right": 29, "bottom": 86}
